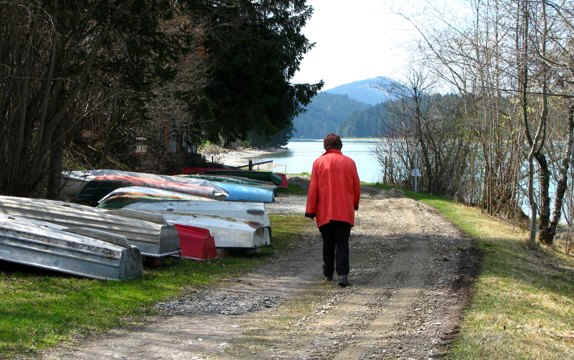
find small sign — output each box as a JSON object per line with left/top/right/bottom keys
{"left": 411, "top": 168, "right": 421, "bottom": 177}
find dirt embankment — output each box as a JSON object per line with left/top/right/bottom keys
{"left": 39, "top": 186, "right": 478, "bottom": 360}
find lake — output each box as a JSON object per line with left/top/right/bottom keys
{"left": 255, "top": 139, "right": 570, "bottom": 224}
{"left": 255, "top": 139, "right": 383, "bottom": 183}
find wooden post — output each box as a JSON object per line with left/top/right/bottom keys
{"left": 249, "top": 160, "right": 253, "bottom": 170}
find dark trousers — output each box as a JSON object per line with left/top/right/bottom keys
{"left": 319, "top": 221, "right": 351, "bottom": 277}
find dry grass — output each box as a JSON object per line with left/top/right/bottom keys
{"left": 409, "top": 192, "right": 574, "bottom": 359}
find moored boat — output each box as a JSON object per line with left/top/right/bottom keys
{"left": 0, "top": 214, "right": 143, "bottom": 280}
{"left": 0, "top": 195, "right": 180, "bottom": 257}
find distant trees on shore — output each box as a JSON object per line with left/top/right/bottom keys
{"left": 381, "top": 0, "right": 574, "bottom": 246}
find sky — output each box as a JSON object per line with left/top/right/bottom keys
{"left": 291, "top": 0, "right": 469, "bottom": 91}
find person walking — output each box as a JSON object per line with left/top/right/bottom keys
{"left": 305, "top": 133, "right": 360, "bottom": 287}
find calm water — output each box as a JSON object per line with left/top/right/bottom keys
{"left": 255, "top": 139, "right": 571, "bottom": 223}
{"left": 255, "top": 139, "right": 383, "bottom": 183}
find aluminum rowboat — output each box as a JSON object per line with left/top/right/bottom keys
{"left": 0, "top": 195, "right": 180, "bottom": 257}
{"left": 103, "top": 198, "right": 272, "bottom": 248}
{"left": 116, "top": 208, "right": 270, "bottom": 249}
{"left": 119, "top": 200, "right": 271, "bottom": 228}
{"left": 0, "top": 214, "right": 142, "bottom": 280}
{"left": 97, "top": 186, "right": 213, "bottom": 209}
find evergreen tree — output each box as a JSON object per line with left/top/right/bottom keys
{"left": 192, "top": 0, "right": 322, "bottom": 146}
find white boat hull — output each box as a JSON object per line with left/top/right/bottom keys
{"left": 162, "top": 214, "right": 270, "bottom": 249}
{"left": 122, "top": 200, "right": 271, "bottom": 228}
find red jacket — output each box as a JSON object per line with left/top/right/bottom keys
{"left": 305, "top": 149, "right": 360, "bottom": 227}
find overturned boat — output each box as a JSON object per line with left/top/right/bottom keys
{"left": 98, "top": 189, "right": 272, "bottom": 248}
{"left": 198, "top": 181, "right": 274, "bottom": 203}
{"left": 114, "top": 207, "right": 270, "bottom": 249}
{"left": 0, "top": 195, "right": 180, "bottom": 257}
{"left": 96, "top": 186, "right": 214, "bottom": 209}
{"left": 156, "top": 213, "right": 269, "bottom": 249}
{"left": 0, "top": 214, "right": 143, "bottom": 280}
{"left": 114, "top": 198, "right": 271, "bottom": 231}
{"left": 179, "top": 174, "right": 278, "bottom": 192}
{"left": 181, "top": 168, "right": 287, "bottom": 187}
{"left": 59, "top": 169, "right": 228, "bottom": 204}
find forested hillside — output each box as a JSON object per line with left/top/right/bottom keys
{"left": 292, "top": 76, "right": 406, "bottom": 138}
{"left": 339, "top": 103, "right": 390, "bottom": 137}
{"left": 291, "top": 93, "right": 369, "bottom": 138}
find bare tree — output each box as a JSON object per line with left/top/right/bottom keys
{"left": 0, "top": 1, "right": 178, "bottom": 197}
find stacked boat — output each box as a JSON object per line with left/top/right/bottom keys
{"left": 0, "top": 195, "right": 180, "bottom": 257}
{"left": 59, "top": 169, "right": 230, "bottom": 204}
{"left": 0, "top": 167, "right": 282, "bottom": 280}
{"left": 99, "top": 192, "right": 271, "bottom": 249}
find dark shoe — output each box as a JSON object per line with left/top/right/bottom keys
{"left": 338, "top": 275, "right": 349, "bottom": 287}
{"left": 325, "top": 275, "right": 333, "bottom": 281}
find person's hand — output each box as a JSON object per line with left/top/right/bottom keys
{"left": 304, "top": 212, "right": 315, "bottom": 219}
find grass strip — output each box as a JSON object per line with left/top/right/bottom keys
{"left": 406, "top": 191, "right": 574, "bottom": 359}
{"left": 0, "top": 214, "right": 309, "bottom": 359}
{"left": 277, "top": 183, "right": 307, "bottom": 195}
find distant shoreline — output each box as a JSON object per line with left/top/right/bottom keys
{"left": 290, "top": 137, "right": 382, "bottom": 142}
{"left": 206, "top": 147, "right": 287, "bottom": 168}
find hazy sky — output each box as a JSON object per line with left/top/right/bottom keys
{"left": 292, "top": 0, "right": 469, "bottom": 90}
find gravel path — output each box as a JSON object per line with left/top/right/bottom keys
{"left": 39, "top": 187, "right": 476, "bottom": 360}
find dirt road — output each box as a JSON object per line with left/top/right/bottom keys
{"left": 41, "top": 187, "right": 475, "bottom": 360}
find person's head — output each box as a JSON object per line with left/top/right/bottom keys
{"left": 323, "top": 133, "right": 342, "bottom": 150}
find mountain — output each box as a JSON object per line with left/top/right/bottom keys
{"left": 325, "top": 76, "right": 404, "bottom": 105}
{"left": 292, "top": 93, "right": 370, "bottom": 139}
{"left": 291, "top": 76, "right": 407, "bottom": 138}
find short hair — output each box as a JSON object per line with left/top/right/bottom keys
{"left": 323, "top": 133, "right": 342, "bottom": 150}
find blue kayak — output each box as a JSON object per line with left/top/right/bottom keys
{"left": 212, "top": 181, "right": 275, "bottom": 203}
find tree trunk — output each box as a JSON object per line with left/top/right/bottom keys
{"left": 536, "top": 152, "right": 553, "bottom": 244}
{"left": 46, "top": 137, "right": 64, "bottom": 200}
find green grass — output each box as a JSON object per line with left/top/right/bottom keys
{"left": 276, "top": 183, "right": 307, "bottom": 195}
{"left": 360, "top": 182, "right": 393, "bottom": 189}
{"left": 406, "top": 191, "right": 574, "bottom": 359}
{"left": 0, "top": 215, "right": 309, "bottom": 359}
{"left": 287, "top": 172, "right": 310, "bottom": 177}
